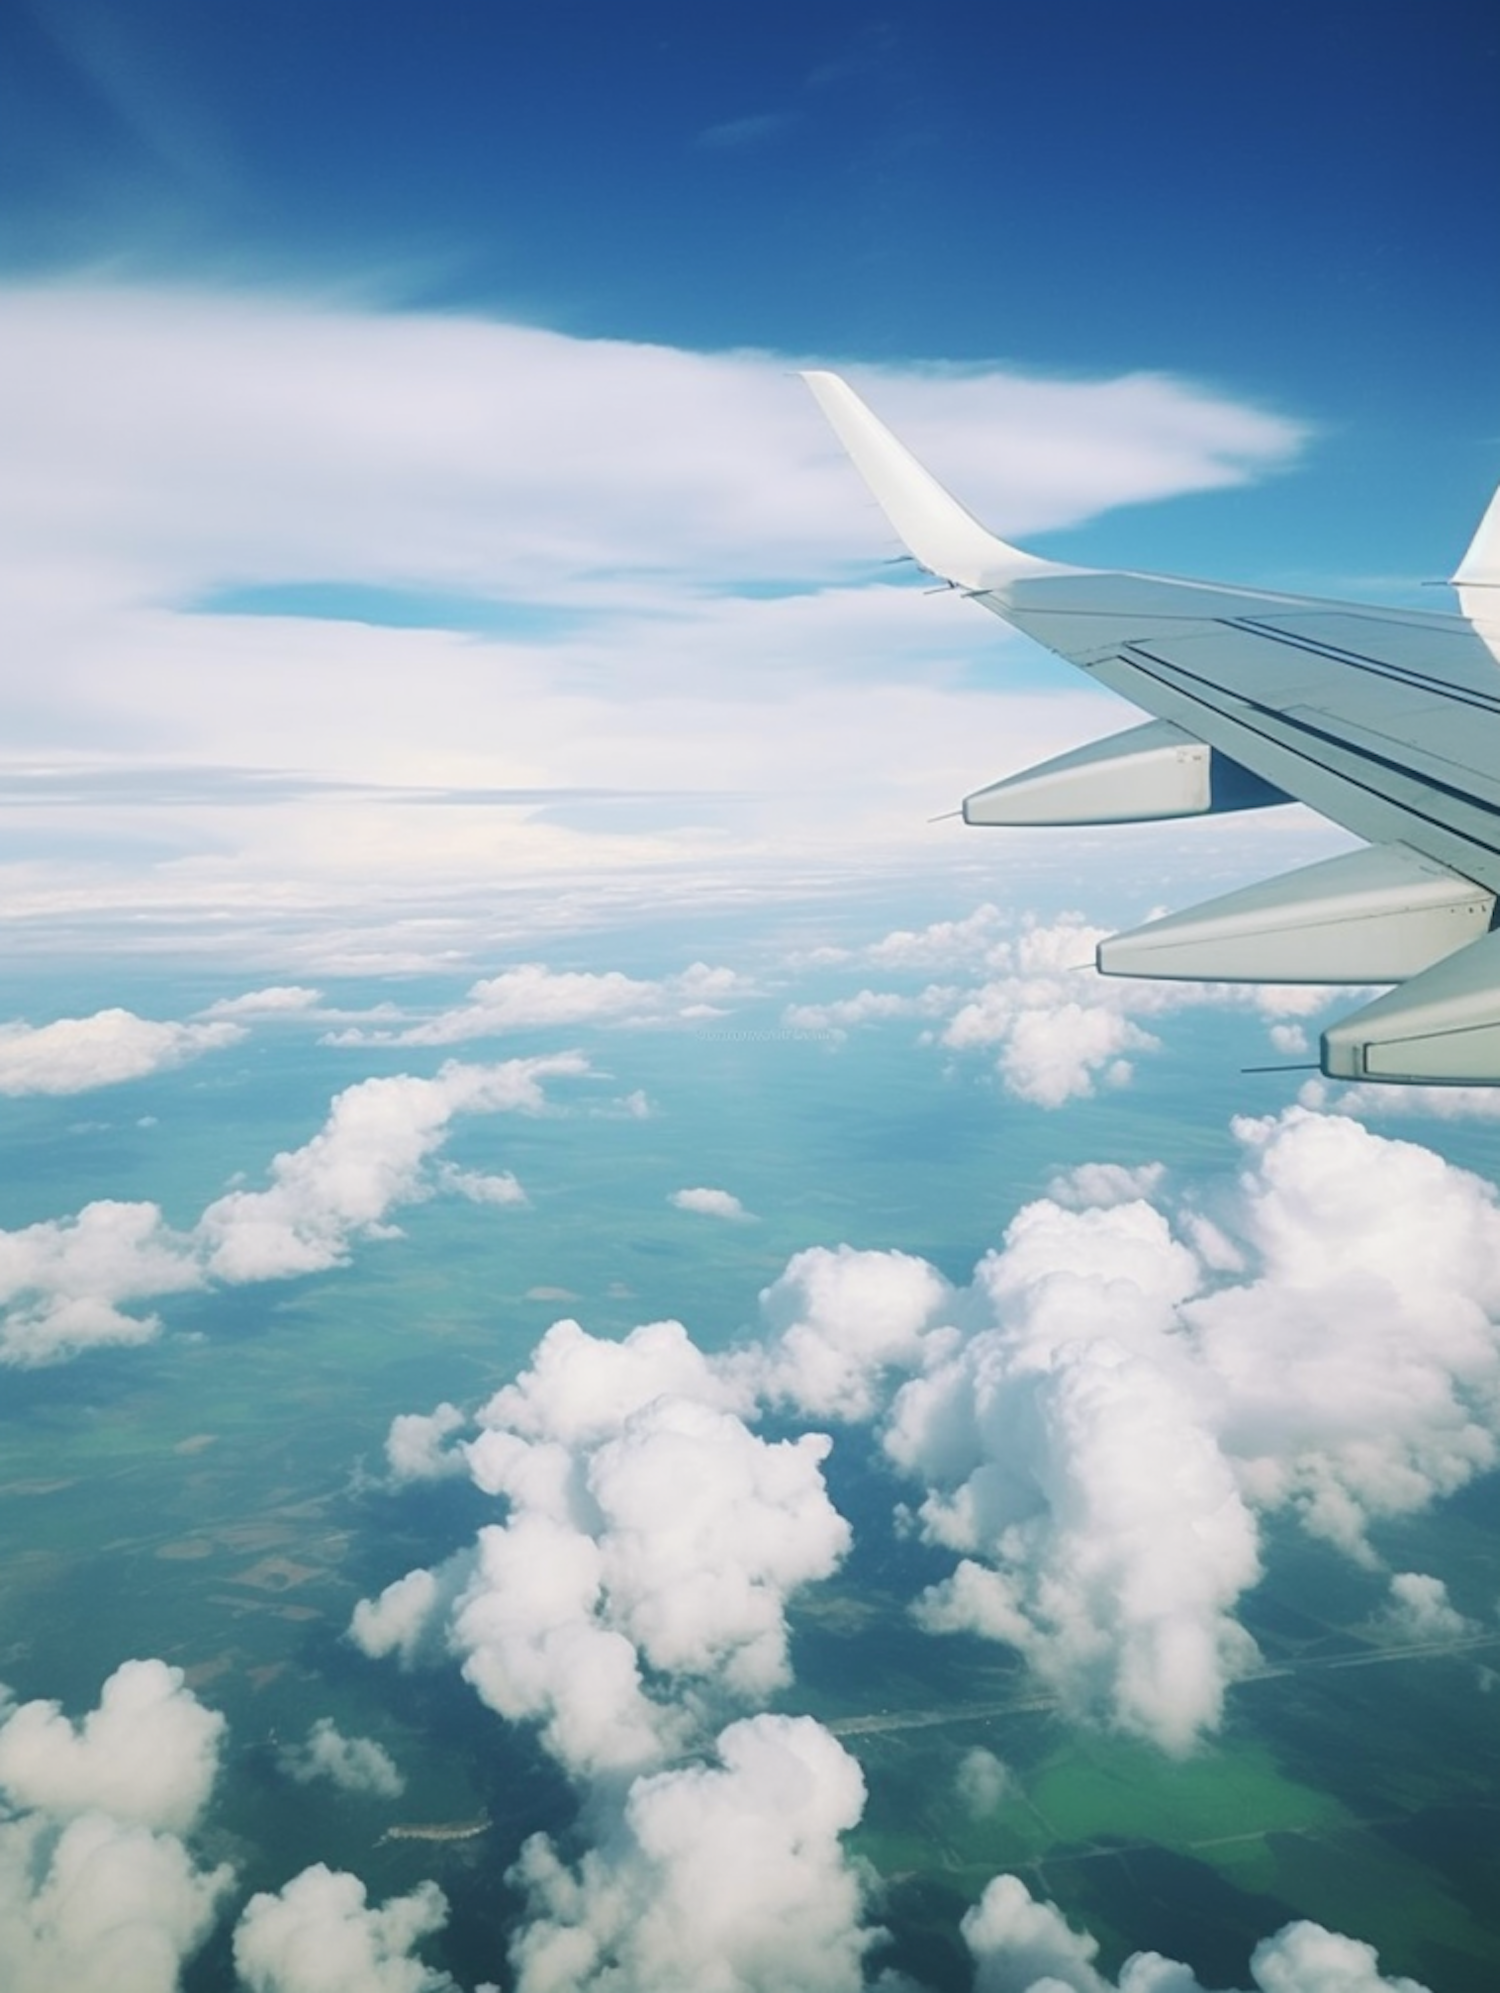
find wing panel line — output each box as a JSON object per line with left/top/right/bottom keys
{"left": 1112, "top": 641, "right": 1500, "bottom": 869}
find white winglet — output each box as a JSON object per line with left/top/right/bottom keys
{"left": 800, "top": 370, "right": 1066, "bottom": 592}
{"left": 1452, "top": 479, "right": 1500, "bottom": 653}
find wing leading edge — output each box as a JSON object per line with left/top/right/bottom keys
{"left": 802, "top": 370, "right": 1500, "bottom": 1085}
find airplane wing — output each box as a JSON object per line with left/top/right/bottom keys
{"left": 801, "top": 370, "right": 1500, "bottom": 1086}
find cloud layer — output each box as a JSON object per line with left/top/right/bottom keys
{"left": 0, "top": 282, "right": 1308, "bottom": 946}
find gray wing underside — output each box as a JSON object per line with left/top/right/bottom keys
{"left": 991, "top": 576, "right": 1500, "bottom": 895}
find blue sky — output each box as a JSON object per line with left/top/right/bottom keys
{"left": 5, "top": 0, "right": 1497, "bottom": 565}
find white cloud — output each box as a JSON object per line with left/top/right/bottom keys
{"left": 1301, "top": 1076, "right": 1500, "bottom": 1123}
{"left": 197, "top": 1056, "right": 578, "bottom": 1282}
{"left": 938, "top": 916, "right": 1342, "bottom": 1106}
{"left": 782, "top": 988, "right": 947, "bottom": 1038}
{"left": 783, "top": 911, "right": 1344, "bottom": 1109}
{"left": 359, "top": 1101, "right": 1500, "bottom": 1770}
{"left": 277, "top": 1720, "right": 405, "bottom": 1800}
{"left": 1188, "top": 1109, "right": 1500, "bottom": 1562}
{"left": 0, "top": 1659, "right": 224, "bottom": 1834}
{"left": 0, "top": 1661, "right": 231, "bottom": 1993}
{"left": 437, "top": 1163, "right": 529, "bottom": 1207}
{"left": 359, "top": 1316, "right": 848, "bottom": 1779}
{"left": 0, "top": 1008, "right": 243, "bottom": 1096}
{"left": 0, "top": 282, "right": 1308, "bottom": 951}
{"left": 507, "top": 1715, "right": 878, "bottom": 1993}
{"left": 385, "top": 1404, "right": 470, "bottom": 1485}
{"left": 348, "top": 1557, "right": 474, "bottom": 1672}
{"left": 0, "top": 1199, "right": 198, "bottom": 1368}
{"left": 1380, "top": 1573, "right": 1475, "bottom": 1644}
{"left": 864, "top": 903, "right": 1011, "bottom": 969}
{"left": 753, "top": 1243, "right": 953, "bottom": 1423}
{"left": 1, "top": 1055, "right": 582, "bottom": 1365}
{"left": 201, "top": 986, "right": 323, "bottom": 1018}
{"left": 669, "top": 1186, "right": 753, "bottom": 1221}
{"left": 906, "top": 1334, "right": 1261, "bottom": 1756}
{"left": 1045, "top": 1161, "right": 1166, "bottom": 1210}
{"left": 955, "top": 1747, "right": 1011, "bottom": 1820}
{"left": 233, "top": 1866, "right": 461, "bottom": 1993}
{"left": 862, "top": 1106, "right": 1500, "bottom": 1751}
{"left": 0, "top": 1810, "right": 231, "bottom": 1993}
{"left": 961, "top": 1873, "right": 1430, "bottom": 1993}
{"left": 328, "top": 963, "right": 747, "bottom": 1047}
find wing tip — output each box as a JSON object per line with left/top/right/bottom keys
{"left": 799, "top": 369, "right": 1061, "bottom": 591}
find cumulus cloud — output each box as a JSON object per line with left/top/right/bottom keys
{"left": 782, "top": 988, "right": 951, "bottom": 1039}
{"left": 1045, "top": 1161, "right": 1166, "bottom": 1210}
{"left": 955, "top": 1747, "right": 1012, "bottom": 1819}
{"left": 328, "top": 964, "right": 747, "bottom": 1048}
{"left": 961, "top": 1873, "right": 1429, "bottom": 1993}
{"left": 0, "top": 1053, "right": 584, "bottom": 1367}
{"left": 197, "top": 1055, "right": 581, "bottom": 1282}
{"left": 507, "top": 1715, "right": 878, "bottom": 1993}
{"left": 738, "top": 1106, "right": 1500, "bottom": 1753}
{"left": 0, "top": 1007, "right": 243, "bottom": 1096}
{"left": 1301, "top": 1076, "right": 1500, "bottom": 1123}
{"left": 233, "top": 1866, "right": 462, "bottom": 1993}
{"left": 864, "top": 904, "right": 1011, "bottom": 970}
{"left": 669, "top": 1186, "right": 753, "bottom": 1221}
{"left": 361, "top": 1101, "right": 1500, "bottom": 1766}
{"left": 277, "top": 1720, "right": 405, "bottom": 1800}
{"left": 0, "top": 1810, "right": 231, "bottom": 1993}
{"left": 436, "top": 1163, "right": 528, "bottom": 1207}
{"left": 0, "top": 1198, "right": 199, "bottom": 1368}
{"left": 783, "top": 911, "right": 1342, "bottom": 1108}
{"left": 349, "top": 1557, "right": 475, "bottom": 1672}
{"left": 0, "top": 1660, "right": 223, "bottom": 1834}
{"left": 1379, "top": 1573, "right": 1475, "bottom": 1644}
{"left": 356, "top": 1316, "right": 849, "bottom": 1778}
{"left": 753, "top": 1243, "right": 953, "bottom": 1422}
{"left": 201, "top": 986, "right": 323, "bottom": 1018}
{"left": 385, "top": 1404, "right": 470, "bottom": 1484}
{"left": 0, "top": 1661, "right": 231, "bottom": 1993}
{"left": 1188, "top": 1109, "right": 1500, "bottom": 1562}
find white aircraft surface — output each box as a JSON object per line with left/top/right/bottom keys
{"left": 803, "top": 371, "right": 1500, "bottom": 1086}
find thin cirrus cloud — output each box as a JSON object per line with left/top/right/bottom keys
{"left": 0, "top": 281, "right": 1309, "bottom": 938}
